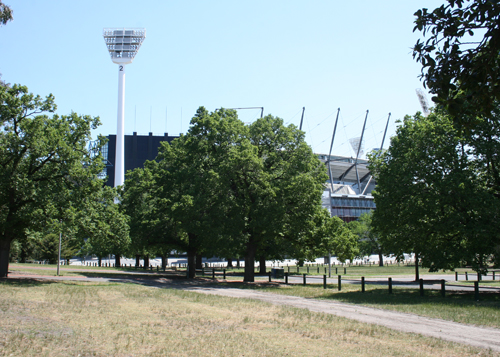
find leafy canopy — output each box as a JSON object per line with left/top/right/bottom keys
{"left": 413, "top": 0, "right": 500, "bottom": 125}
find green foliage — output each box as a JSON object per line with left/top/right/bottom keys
{"left": 369, "top": 110, "right": 500, "bottom": 273}
{"left": 126, "top": 107, "right": 328, "bottom": 281}
{"left": 78, "top": 186, "right": 130, "bottom": 262}
{"left": 0, "top": 84, "right": 105, "bottom": 276}
{"left": 0, "top": 1, "right": 13, "bottom": 26}
{"left": 413, "top": 0, "right": 500, "bottom": 125}
{"left": 347, "top": 212, "right": 385, "bottom": 265}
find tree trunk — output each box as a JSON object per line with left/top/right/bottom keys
{"left": 187, "top": 250, "right": 196, "bottom": 278}
{"left": 227, "top": 258, "right": 233, "bottom": 268}
{"left": 236, "top": 258, "right": 240, "bottom": 268}
{"left": 0, "top": 239, "right": 12, "bottom": 278}
{"left": 187, "top": 233, "right": 197, "bottom": 278}
{"left": 98, "top": 257, "right": 102, "bottom": 267}
{"left": 135, "top": 255, "right": 141, "bottom": 267}
{"left": 144, "top": 256, "right": 150, "bottom": 268}
{"left": 415, "top": 253, "right": 420, "bottom": 281}
{"left": 66, "top": 258, "right": 70, "bottom": 265}
{"left": 244, "top": 242, "right": 256, "bottom": 282}
{"left": 259, "top": 255, "right": 266, "bottom": 274}
{"left": 161, "top": 255, "right": 167, "bottom": 270}
{"left": 196, "top": 254, "right": 203, "bottom": 269}
{"left": 378, "top": 252, "right": 384, "bottom": 267}
{"left": 115, "top": 255, "right": 121, "bottom": 267}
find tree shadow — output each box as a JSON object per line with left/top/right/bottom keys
{"left": 321, "top": 287, "right": 500, "bottom": 308}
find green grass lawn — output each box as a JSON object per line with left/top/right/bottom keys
{"left": 1, "top": 279, "right": 497, "bottom": 357}
{"left": 220, "top": 282, "right": 500, "bottom": 328}
{"left": 9, "top": 263, "right": 500, "bottom": 329}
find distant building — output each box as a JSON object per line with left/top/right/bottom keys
{"left": 318, "top": 154, "right": 376, "bottom": 222}
{"left": 101, "top": 132, "right": 179, "bottom": 187}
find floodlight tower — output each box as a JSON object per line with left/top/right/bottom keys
{"left": 103, "top": 28, "right": 146, "bottom": 187}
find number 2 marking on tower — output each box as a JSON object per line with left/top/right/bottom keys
{"left": 119, "top": 65, "right": 124, "bottom": 71}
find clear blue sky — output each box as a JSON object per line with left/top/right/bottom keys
{"left": 0, "top": 0, "right": 443, "bottom": 158}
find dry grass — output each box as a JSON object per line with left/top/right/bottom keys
{"left": 0, "top": 279, "right": 497, "bottom": 357}
{"left": 222, "top": 282, "right": 500, "bottom": 328}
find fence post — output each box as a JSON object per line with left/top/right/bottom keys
{"left": 474, "top": 281, "right": 479, "bottom": 301}
{"left": 338, "top": 275, "right": 342, "bottom": 291}
{"left": 297, "top": 266, "right": 299, "bottom": 274}
{"left": 323, "top": 274, "right": 327, "bottom": 289}
{"left": 269, "top": 271, "right": 272, "bottom": 282}
{"left": 212, "top": 268, "right": 215, "bottom": 280}
{"left": 388, "top": 277, "right": 392, "bottom": 294}
{"left": 419, "top": 278, "right": 424, "bottom": 296}
{"left": 465, "top": 271, "right": 468, "bottom": 281}
{"left": 288, "top": 266, "right": 290, "bottom": 274}
{"left": 223, "top": 269, "right": 226, "bottom": 280}
{"left": 335, "top": 267, "right": 338, "bottom": 275}
{"left": 441, "top": 279, "right": 445, "bottom": 297}
{"left": 285, "top": 272, "right": 288, "bottom": 284}
{"left": 307, "top": 266, "right": 309, "bottom": 274}
{"left": 455, "top": 271, "right": 458, "bottom": 281}
{"left": 494, "top": 271, "right": 496, "bottom": 281}
{"left": 317, "top": 266, "right": 320, "bottom": 274}
{"left": 344, "top": 267, "right": 346, "bottom": 275}
{"left": 303, "top": 273, "right": 306, "bottom": 285}
{"left": 361, "top": 277, "right": 365, "bottom": 293}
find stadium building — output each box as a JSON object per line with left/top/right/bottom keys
{"left": 100, "top": 132, "right": 179, "bottom": 187}
{"left": 319, "top": 154, "right": 376, "bottom": 222}
{"left": 95, "top": 133, "right": 376, "bottom": 222}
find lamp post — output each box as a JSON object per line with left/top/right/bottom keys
{"left": 103, "top": 28, "right": 146, "bottom": 187}
{"left": 57, "top": 220, "right": 62, "bottom": 276}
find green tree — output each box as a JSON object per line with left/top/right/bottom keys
{"left": 153, "top": 108, "right": 248, "bottom": 278}
{"left": 0, "top": 84, "right": 103, "bottom": 277}
{"left": 145, "top": 107, "right": 327, "bottom": 281}
{"left": 369, "top": 110, "right": 500, "bottom": 278}
{"left": 78, "top": 186, "right": 130, "bottom": 267}
{"left": 348, "top": 212, "right": 385, "bottom": 266}
{"left": 229, "top": 114, "right": 328, "bottom": 281}
{"left": 0, "top": 1, "right": 13, "bottom": 26}
{"left": 122, "top": 163, "right": 181, "bottom": 269}
{"left": 305, "top": 209, "right": 358, "bottom": 264}
{"left": 413, "top": 0, "right": 500, "bottom": 125}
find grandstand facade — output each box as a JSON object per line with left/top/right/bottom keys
{"left": 318, "top": 154, "right": 376, "bottom": 222}
{"left": 101, "top": 132, "right": 179, "bottom": 187}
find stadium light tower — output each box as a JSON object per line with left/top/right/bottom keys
{"left": 103, "top": 28, "right": 146, "bottom": 187}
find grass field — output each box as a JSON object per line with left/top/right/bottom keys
{"left": 221, "top": 282, "right": 500, "bottom": 328}
{"left": 1, "top": 279, "right": 498, "bottom": 357}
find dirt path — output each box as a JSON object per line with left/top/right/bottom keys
{"left": 180, "top": 285, "right": 500, "bottom": 352}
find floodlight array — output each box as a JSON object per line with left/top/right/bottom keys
{"left": 103, "top": 28, "right": 146, "bottom": 64}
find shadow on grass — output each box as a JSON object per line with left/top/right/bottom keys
{"left": 319, "top": 286, "right": 500, "bottom": 308}
{"left": 0, "top": 278, "right": 70, "bottom": 287}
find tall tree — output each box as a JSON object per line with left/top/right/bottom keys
{"left": 232, "top": 115, "right": 328, "bottom": 281}
{"left": 122, "top": 163, "right": 181, "bottom": 269}
{"left": 0, "top": 84, "right": 103, "bottom": 277}
{"left": 348, "top": 212, "right": 385, "bottom": 266}
{"left": 413, "top": 0, "right": 500, "bottom": 125}
{"left": 77, "top": 185, "right": 130, "bottom": 267}
{"left": 370, "top": 110, "right": 500, "bottom": 276}
{"left": 153, "top": 108, "right": 247, "bottom": 278}
{"left": 299, "top": 208, "right": 358, "bottom": 264}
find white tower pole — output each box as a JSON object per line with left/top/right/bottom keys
{"left": 115, "top": 64, "right": 126, "bottom": 187}
{"left": 103, "top": 28, "right": 146, "bottom": 188}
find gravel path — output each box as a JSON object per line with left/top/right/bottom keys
{"left": 180, "top": 285, "right": 500, "bottom": 352}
